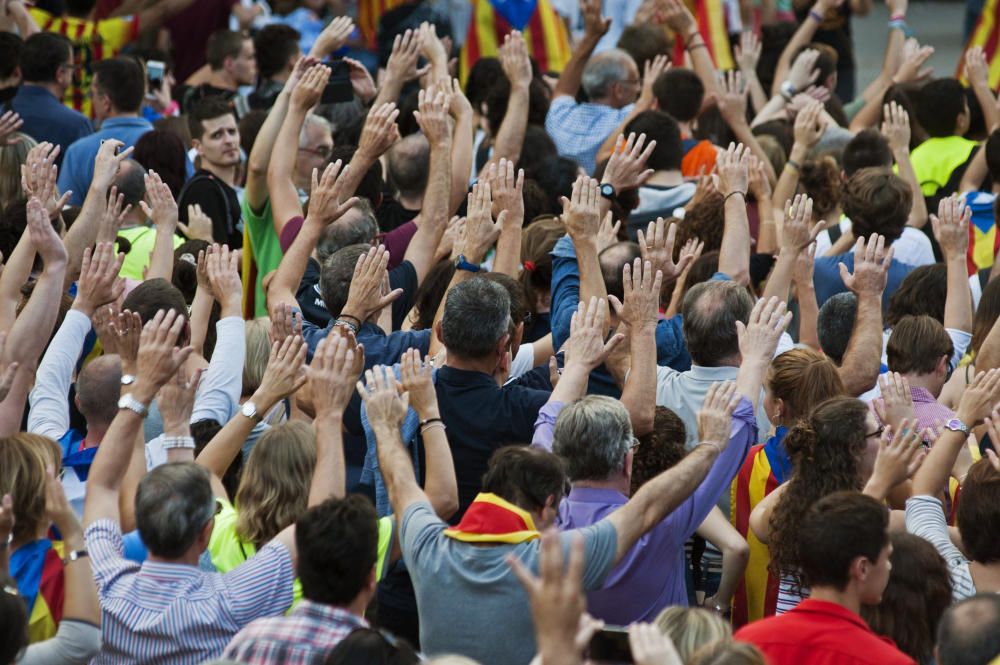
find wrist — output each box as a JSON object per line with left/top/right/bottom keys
{"left": 415, "top": 407, "right": 440, "bottom": 421}
{"left": 163, "top": 423, "right": 192, "bottom": 437}
{"left": 250, "top": 389, "right": 281, "bottom": 414}
{"left": 129, "top": 380, "right": 158, "bottom": 406}
{"left": 70, "top": 300, "right": 95, "bottom": 317}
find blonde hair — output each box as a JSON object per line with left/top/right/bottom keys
{"left": 0, "top": 133, "right": 37, "bottom": 209}
{"left": 689, "top": 641, "right": 767, "bottom": 665}
{"left": 654, "top": 606, "right": 732, "bottom": 662}
{"left": 235, "top": 421, "right": 315, "bottom": 546}
{"left": 242, "top": 319, "right": 271, "bottom": 397}
{"left": 0, "top": 434, "right": 62, "bottom": 541}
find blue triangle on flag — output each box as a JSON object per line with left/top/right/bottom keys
{"left": 490, "top": 0, "right": 537, "bottom": 30}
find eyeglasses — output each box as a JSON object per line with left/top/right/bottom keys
{"left": 298, "top": 145, "right": 332, "bottom": 160}
{"left": 865, "top": 425, "right": 886, "bottom": 439}
{"left": 629, "top": 436, "right": 641, "bottom": 451}
{"left": 202, "top": 499, "right": 224, "bottom": 527}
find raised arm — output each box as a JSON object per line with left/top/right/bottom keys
{"left": 83, "top": 309, "right": 193, "bottom": 527}
{"left": 663, "top": 0, "right": 720, "bottom": 104}
{"left": 373, "top": 29, "right": 428, "bottom": 110}
{"left": 308, "top": 15, "right": 354, "bottom": 60}
{"left": 267, "top": 64, "right": 331, "bottom": 235}
{"left": 553, "top": 0, "right": 609, "bottom": 99}
{"left": 341, "top": 102, "right": 402, "bottom": 207}
{"left": 562, "top": 176, "right": 608, "bottom": 304}
{"left": 882, "top": 101, "right": 928, "bottom": 228}
{"left": 771, "top": 5, "right": 826, "bottom": 97}
{"left": 837, "top": 234, "right": 891, "bottom": 395}
{"left": 156, "top": 366, "right": 203, "bottom": 466}
{"left": 966, "top": 47, "right": 1000, "bottom": 135}
{"left": 419, "top": 22, "right": 451, "bottom": 86}
{"left": 933, "top": 196, "right": 974, "bottom": 335}
{"left": 606, "top": 382, "right": 741, "bottom": 563}
{"left": 735, "top": 31, "right": 767, "bottom": 114}
{"left": 763, "top": 194, "right": 821, "bottom": 302}
{"left": 716, "top": 143, "right": 752, "bottom": 284}
{"left": 610, "top": 260, "right": 661, "bottom": 435}
{"left": 793, "top": 243, "right": 820, "bottom": 349}
{"left": 140, "top": 170, "right": 179, "bottom": 281}
{"left": 849, "top": 37, "right": 933, "bottom": 133}
{"left": 736, "top": 297, "right": 792, "bottom": 412}
{"left": 16, "top": 142, "right": 73, "bottom": 290}
{"left": 338, "top": 245, "right": 405, "bottom": 329}
{"left": 771, "top": 101, "right": 825, "bottom": 220}
{"left": 448, "top": 80, "right": 474, "bottom": 213}
{"left": 487, "top": 31, "right": 532, "bottom": 169}
{"left": 717, "top": 72, "right": 777, "bottom": 185}
{"left": 594, "top": 55, "right": 670, "bottom": 166}
{"left": 489, "top": 160, "right": 526, "bottom": 277}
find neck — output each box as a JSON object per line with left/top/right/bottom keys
{"left": 148, "top": 550, "right": 203, "bottom": 567}
{"left": 645, "top": 170, "right": 684, "bottom": 187}
{"left": 206, "top": 71, "right": 238, "bottom": 92}
{"left": 702, "top": 354, "right": 741, "bottom": 369}
{"left": 809, "top": 585, "right": 861, "bottom": 615}
{"left": 398, "top": 193, "right": 423, "bottom": 210}
{"left": 103, "top": 110, "right": 139, "bottom": 121}
{"left": 443, "top": 354, "right": 499, "bottom": 375}
{"left": 84, "top": 422, "right": 109, "bottom": 448}
{"left": 27, "top": 80, "right": 65, "bottom": 99}
{"left": 822, "top": 208, "right": 842, "bottom": 225}
{"left": 902, "top": 373, "right": 941, "bottom": 397}
{"left": 201, "top": 161, "right": 238, "bottom": 186}
{"left": 969, "top": 561, "right": 1000, "bottom": 593}
{"left": 11, "top": 525, "right": 51, "bottom": 550}
{"left": 573, "top": 476, "right": 631, "bottom": 496}
{"left": 679, "top": 121, "right": 694, "bottom": 136}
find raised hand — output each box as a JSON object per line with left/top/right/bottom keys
{"left": 400, "top": 348, "right": 438, "bottom": 420}
{"left": 881, "top": 100, "right": 911, "bottom": 153}
{"left": 562, "top": 176, "right": 602, "bottom": 239}
{"left": 0, "top": 110, "right": 23, "bottom": 145}
{"left": 716, "top": 142, "right": 750, "bottom": 197}
{"left": 91, "top": 139, "right": 134, "bottom": 192}
{"left": 414, "top": 87, "right": 452, "bottom": 147}
{"left": 341, "top": 245, "right": 404, "bottom": 323}
{"left": 874, "top": 372, "right": 916, "bottom": 432}
{"left": 564, "top": 297, "right": 624, "bottom": 371}
{"left": 637, "top": 217, "right": 693, "bottom": 281}
{"left": 256, "top": 334, "right": 309, "bottom": 406}
{"left": 418, "top": 21, "right": 449, "bottom": 69}
{"left": 358, "top": 102, "right": 402, "bottom": 162}
{"left": 157, "top": 366, "right": 203, "bottom": 435}
{"left": 840, "top": 234, "right": 892, "bottom": 298}
{"left": 957, "top": 368, "right": 1000, "bottom": 426}
{"left": 499, "top": 30, "right": 532, "bottom": 89}
{"left": 867, "top": 419, "right": 926, "bottom": 498}
{"left": 747, "top": 155, "right": 772, "bottom": 202}
{"left": 284, "top": 55, "right": 321, "bottom": 92}
{"left": 965, "top": 45, "right": 989, "bottom": 90}
{"left": 931, "top": 195, "right": 971, "bottom": 262}
{"left": 132, "top": 309, "right": 194, "bottom": 403}
{"left": 97, "top": 187, "right": 131, "bottom": 243}
{"left": 114, "top": 310, "right": 142, "bottom": 375}
{"left": 793, "top": 100, "right": 826, "bottom": 148}
{"left": 893, "top": 38, "right": 934, "bottom": 84}
{"left": 385, "top": 29, "right": 430, "bottom": 84}
{"left": 309, "top": 333, "right": 364, "bottom": 417}
{"left": 629, "top": 623, "right": 683, "bottom": 665}
{"left": 662, "top": 0, "right": 697, "bottom": 39}
{"left": 787, "top": 48, "right": 820, "bottom": 92}
{"left": 139, "top": 170, "right": 178, "bottom": 230}
{"left": 638, "top": 54, "right": 670, "bottom": 108}
{"left": 596, "top": 212, "right": 621, "bottom": 253}
{"left": 26, "top": 196, "right": 67, "bottom": 268}
{"left": 205, "top": 244, "right": 242, "bottom": 316}
{"left": 581, "top": 0, "right": 612, "bottom": 38}
{"left": 717, "top": 70, "right": 748, "bottom": 125}
{"left": 290, "top": 63, "right": 331, "bottom": 112}
{"left": 459, "top": 181, "right": 504, "bottom": 264}
{"left": 610, "top": 257, "right": 663, "bottom": 330}
{"left": 311, "top": 15, "right": 354, "bottom": 58}
{"left": 270, "top": 302, "right": 304, "bottom": 344}
{"left": 21, "top": 142, "right": 70, "bottom": 219}
{"left": 178, "top": 203, "right": 214, "bottom": 242}
{"left": 781, "top": 194, "right": 823, "bottom": 251}
{"left": 792, "top": 241, "right": 816, "bottom": 286}
{"left": 737, "top": 296, "right": 792, "bottom": 362}
{"left": 697, "top": 380, "right": 741, "bottom": 449}
{"left": 603, "top": 132, "right": 656, "bottom": 192}
{"left": 73, "top": 242, "right": 125, "bottom": 316}
{"left": 488, "top": 158, "right": 525, "bottom": 224}
{"left": 307, "top": 160, "right": 360, "bottom": 225}
{"left": 735, "top": 31, "right": 762, "bottom": 75}
{"left": 357, "top": 365, "right": 409, "bottom": 429}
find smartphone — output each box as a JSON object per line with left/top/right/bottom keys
{"left": 147, "top": 59, "right": 165, "bottom": 91}
{"left": 321, "top": 59, "right": 354, "bottom": 105}
{"left": 589, "top": 626, "right": 633, "bottom": 664}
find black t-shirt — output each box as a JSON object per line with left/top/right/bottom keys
{"left": 177, "top": 170, "right": 242, "bottom": 249}
{"left": 295, "top": 257, "right": 419, "bottom": 329}
{"left": 376, "top": 196, "right": 420, "bottom": 233}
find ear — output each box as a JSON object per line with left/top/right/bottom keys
{"left": 191, "top": 137, "right": 203, "bottom": 154}
{"left": 624, "top": 448, "right": 634, "bottom": 479}
{"left": 773, "top": 397, "right": 785, "bottom": 420}
{"left": 74, "top": 393, "right": 81, "bottom": 412}
{"left": 434, "top": 320, "right": 445, "bottom": 345}
{"left": 511, "top": 321, "right": 524, "bottom": 352}
{"left": 937, "top": 355, "right": 949, "bottom": 377}
{"left": 849, "top": 554, "right": 871, "bottom": 584}
{"left": 198, "top": 518, "right": 215, "bottom": 551}
{"left": 496, "top": 332, "right": 511, "bottom": 357}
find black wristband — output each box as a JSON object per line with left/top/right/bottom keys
{"left": 724, "top": 190, "right": 747, "bottom": 203}
{"left": 420, "top": 417, "right": 443, "bottom": 427}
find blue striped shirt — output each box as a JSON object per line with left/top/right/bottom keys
{"left": 85, "top": 519, "right": 295, "bottom": 665}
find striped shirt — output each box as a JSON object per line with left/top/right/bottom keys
{"left": 223, "top": 600, "right": 368, "bottom": 665}
{"left": 85, "top": 519, "right": 295, "bottom": 665}
{"left": 905, "top": 495, "right": 977, "bottom": 601}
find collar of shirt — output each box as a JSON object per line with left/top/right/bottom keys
{"left": 140, "top": 559, "right": 202, "bottom": 581}
{"left": 909, "top": 386, "right": 940, "bottom": 404}
{"left": 436, "top": 365, "right": 496, "bottom": 388}
{"left": 17, "top": 84, "right": 59, "bottom": 102}
{"left": 790, "top": 598, "right": 876, "bottom": 632}
{"left": 292, "top": 599, "right": 369, "bottom": 630}
{"left": 98, "top": 117, "right": 153, "bottom": 132}
{"left": 567, "top": 486, "right": 627, "bottom": 506}
{"left": 686, "top": 365, "right": 739, "bottom": 381}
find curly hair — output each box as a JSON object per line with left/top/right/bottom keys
{"left": 675, "top": 191, "right": 725, "bottom": 256}
{"left": 631, "top": 407, "right": 687, "bottom": 494}
{"left": 768, "top": 397, "right": 870, "bottom": 585}
{"left": 798, "top": 156, "right": 841, "bottom": 220}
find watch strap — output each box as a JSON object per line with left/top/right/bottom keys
{"left": 455, "top": 255, "right": 481, "bottom": 273}
{"left": 118, "top": 394, "right": 148, "bottom": 418}
{"left": 64, "top": 549, "right": 89, "bottom": 565}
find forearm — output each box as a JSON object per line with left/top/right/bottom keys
{"left": 489, "top": 85, "right": 529, "bottom": 167}
{"left": 450, "top": 114, "right": 474, "bottom": 213}
{"left": 188, "top": 287, "right": 213, "bottom": 357}
{"left": 373, "top": 423, "right": 429, "bottom": 518}
{"left": 247, "top": 92, "right": 291, "bottom": 209}
{"left": 838, "top": 294, "right": 883, "bottom": 396}
{"left": 757, "top": 213, "right": 777, "bottom": 255}
{"left": 973, "top": 80, "right": 1000, "bottom": 133}
{"left": 913, "top": 429, "right": 968, "bottom": 496}
{"left": 58, "top": 528, "right": 101, "bottom": 625}
{"left": 735, "top": 356, "right": 768, "bottom": 412}
{"left": 771, "top": 12, "right": 821, "bottom": 96}
{"left": 83, "top": 402, "right": 147, "bottom": 526}
{"left": 896, "top": 150, "right": 927, "bottom": 228}
{"left": 270, "top": 221, "right": 322, "bottom": 312}
{"left": 697, "top": 508, "right": 749, "bottom": 607}
{"left": 553, "top": 34, "right": 601, "bottom": 98}
{"left": 761, "top": 250, "right": 796, "bottom": 302}
{"left": 146, "top": 226, "right": 175, "bottom": 281}
{"left": 422, "top": 421, "right": 459, "bottom": 520}
{"left": 750, "top": 94, "right": 789, "bottom": 128}
{"left": 65, "top": 188, "right": 111, "bottom": 285}
{"left": 309, "top": 413, "right": 346, "bottom": 505}
{"left": 796, "top": 280, "right": 821, "bottom": 349}
{"left": 745, "top": 72, "right": 769, "bottom": 115}
{"left": 28, "top": 308, "right": 91, "bottom": 438}
{"left": 196, "top": 389, "right": 275, "bottom": 478}
{"left": 771, "top": 143, "right": 807, "bottom": 214}
{"left": 620, "top": 323, "right": 656, "bottom": 436}
{"left": 0, "top": 229, "right": 35, "bottom": 333}
{"left": 944, "top": 254, "right": 974, "bottom": 333}
{"left": 573, "top": 237, "right": 609, "bottom": 304}
{"left": 848, "top": 77, "right": 892, "bottom": 132}
{"left": 729, "top": 120, "right": 777, "bottom": 184}
{"left": 267, "top": 108, "right": 309, "bottom": 231}
{"left": 960, "top": 143, "right": 989, "bottom": 193}
{"left": 686, "top": 39, "right": 721, "bottom": 103}
{"left": 977, "top": 312, "right": 1000, "bottom": 371}
{"left": 718, "top": 195, "right": 751, "bottom": 283}
{"left": 4, "top": 259, "right": 67, "bottom": 382}
{"left": 405, "top": 139, "right": 451, "bottom": 282}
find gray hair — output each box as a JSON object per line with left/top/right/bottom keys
{"left": 552, "top": 395, "right": 632, "bottom": 481}
{"left": 387, "top": 133, "right": 430, "bottom": 199}
{"left": 112, "top": 159, "right": 148, "bottom": 208}
{"left": 135, "top": 462, "right": 215, "bottom": 559}
{"left": 817, "top": 292, "right": 858, "bottom": 365}
{"left": 582, "top": 49, "right": 634, "bottom": 99}
{"left": 299, "top": 113, "right": 332, "bottom": 145}
{"left": 681, "top": 280, "right": 754, "bottom": 366}
{"left": 441, "top": 277, "right": 512, "bottom": 359}
{"left": 315, "top": 199, "right": 377, "bottom": 264}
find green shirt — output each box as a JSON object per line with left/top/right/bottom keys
{"left": 116, "top": 225, "right": 184, "bottom": 281}
{"left": 242, "top": 197, "right": 283, "bottom": 318}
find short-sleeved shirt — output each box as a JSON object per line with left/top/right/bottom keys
{"left": 813, "top": 252, "right": 917, "bottom": 309}
{"left": 85, "top": 518, "right": 295, "bottom": 665}
{"left": 30, "top": 9, "right": 140, "bottom": 117}
{"left": 544, "top": 96, "right": 634, "bottom": 174}
{"left": 401, "top": 501, "right": 618, "bottom": 665}
{"left": 243, "top": 197, "right": 283, "bottom": 318}
{"left": 177, "top": 169, "right": 242, "bottom": 248}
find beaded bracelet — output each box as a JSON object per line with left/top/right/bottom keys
{"left": 163, "top": 436, "right": 195, "bottom": 450}
{"left": 334, "top": 319, "right": 359, "bottom": 334}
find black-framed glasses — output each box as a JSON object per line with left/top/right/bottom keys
{"left": 298, "top": 145, "right": 332, "bottom": 160}
{"left": 629, "top": 436, "right": 641, "bottom": 451}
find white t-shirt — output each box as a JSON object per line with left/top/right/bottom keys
{"left": 815, "top": 219, "right": 935, "bottom": 267}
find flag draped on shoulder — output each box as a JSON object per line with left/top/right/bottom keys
{"left": 460, "top": 0, "right": 571, "bottom": 81}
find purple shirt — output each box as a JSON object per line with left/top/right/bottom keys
{"left": 533, "top": 398, "right": 757, "bottom": 624}
{"left": 872, "top": 386, "right": 955, "bottom": 438}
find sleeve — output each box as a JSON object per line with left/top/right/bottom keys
{"left": 565, "top": 519, "right": 619, "bottom": 591}
{"left": 84, "top": 519, "right": 136, "bottom": 595}
{"left": 382, "top": 221, "right": 418, "bottom": 270}
{"left": 549, "top": 234, "right": 580, "bottom": 352}
{"left": 503, "top": 386, "right": 552, "bottom": 442}
{"left": 508, "top": 343, "right": 535, "bottom": 380}
{"left": 946, "top": 329, "right": 973, "bottom": 371}
{"left": 531, "top": 400, "right": 565, "bottom": 452}
{"left": 223, "top": 540, "right": 296, "bottom": 624}
{"left": 179, "top": 178, "right": 231, "bottom": 245}
{"left": 382, "top": 329, "right": 433, "bottom": 365}
{"left": 19, "top": 620, "right": 102, "bottom": 665}
{"left": 400, "top": 501, "right": 447, "bottom": 570}
{"left": 28, "top": 309, "right": 92, "bottom": 441}
{"left": 905, "top": 495, "right": 975, "bottom": 600}
{"left": 278, "top": 216, "right": 305, "bottom": 253}
{"left": 375, "top": 516, "right": 395, "bottom": 582}
{"left": 191, "top": 317, "right": 246, "bottom": 424}
{"left": 653, "top": 365, "right": 681, "bottom": 406}
{"left": 388, "top": 260, "right": 419, "bottom": 330}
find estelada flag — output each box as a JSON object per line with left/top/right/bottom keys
{"left": 672, "top": 0, "right": 734, "bottom": 70}
{"left": 960, "top": 0, "right": 1000, "bottom": 88}
{"left": 459, "top": 0, "right": 572, "bottom": 81}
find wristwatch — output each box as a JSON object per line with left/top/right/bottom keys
{"left": 121, "top": 374, "right": 136, "bottom": 386}
{"left": 64, "top": 549, "right": 89, "bottom": 565}
{"left": 599, "top": 183, "right": 616, "bottom": 200}
{"left": 945, "top": 418, "right": 970, "bottom": 435}
{"left": 118, "top": 394, "right": 148, "bottom": 418}
{"left": 455, "top": 255, "right": 481, "bottom": 273}
{"left": 779, "top": 80, "right": 797, "bottom": 103}
{"left": 241, "top": 401, "right": 262, "bottom": 424}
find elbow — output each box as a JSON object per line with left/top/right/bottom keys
{"left": 726, "top": 536, "right": 751, "bottom": 567}
{"left": 429, "top": 488, "right": 459, "bottom": 521}
{"left": 631, "top": 410, "right": 654, "bottom": 438}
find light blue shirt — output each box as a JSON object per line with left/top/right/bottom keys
{"left": 58, "top": 116, "right": 153, "bottom": 206}
{"left": 544, "top": 96, "right": 633, "bottom": 175}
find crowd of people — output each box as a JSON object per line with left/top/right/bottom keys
{"left": 2, "top": 0, "right": 1000, "bottom": 662}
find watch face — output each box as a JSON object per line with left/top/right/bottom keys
{"left": 600, "top": 184, "right": 614, "bottom": 197}
{"left": 242, "top": 402, "right": 257, "bottom": 418}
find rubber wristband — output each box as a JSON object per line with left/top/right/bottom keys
{"left": 809, "top": 9, "right": 823, "bottom": 22}
{"left": 701, "top": 441, "right": 724, "bottom": 455}
{"left": 890, "top": 12, "right": 906, "bottom": 20}
{"left": 420, "top": 417, "right": 443, "bottom": 427}
{"left": 688, "top": 41, "right": 709, "bottom": 51}
{"left": 724, "top": 190, "right": 747, "bottom": 203}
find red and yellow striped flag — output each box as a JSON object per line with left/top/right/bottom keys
{"left": 358, "top": 0, "right": 409, "bottom": 50}
{"left": 959, "top": 0, "right": 1000, "bottom": 88}
{"left": 672, "top": 0, "right": 734, "bottom": 71}
{"left": 459, "top": 0, "right": 572, "bottom": 81}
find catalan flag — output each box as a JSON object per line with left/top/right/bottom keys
{"left": 672, "top": 0, "right": 734, "bottom": 71}
{"left": 358, "top": 0, "right": 409, "bottom": 50}
{"left": 961, "top": 0, "right": 1000, "bottom": 89}
{"left": 459, "top": 0, "right": 572, "bottom": 81}
{"left": 444, "top": 493, "right": 541, "bottom": 544}
{"left": 963, "top": 191, "right": 999, "bottom": 276}
{"left": 730, "top": 430, "right": 790, "bottom": 627}
{"left": 9, "top": 539, "right": 65, "bottom": 644}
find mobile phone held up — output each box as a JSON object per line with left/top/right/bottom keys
{"left": 321, "top": 59, "right": 354, "bottom": 105}
{"left": 589, "top": 626, "right": 633, "bottom": 664}
{"left": 147, "top": 60, "right": 165, "bottom": 91}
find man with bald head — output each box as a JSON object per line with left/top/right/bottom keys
{"left": 385, "top": 133, "right": 430, "bottom": 228}
{"left": 936, "top": 594, "right": 1000, "bottom": 665}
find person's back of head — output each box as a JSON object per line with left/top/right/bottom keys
{"left": 297, "top": 495, "right": 380, "bottom": 606}
{"left": 133, "top": 130, "right": 188, "bottom": 199}
{"left": 207, "top": 30, "right": 247, "bottom": 72}
{"left": 654, "top": 606, "right": 731, "bottom": 663}
{"left": 973, "top": 278, "right": 1000, "bottom": 356}
{"left": 481, "top": 446, "right": 567, "bottom": 517}
{"left": 552, "top": 395, "right": 632, "bottom": 483}
{"left": 798, "top": 156, "right": 842, "bottom": 219}
{"left": 387, "top": 133, "right": 430, "bottom": 201}
{"left": 76, "top": 355, "right": 122, "bottom": 428}
{"left": 681, "top": 280, "right": 754, "bottom": 366}
{"left": 956, "top": 458, "right": 1000, "bottom": 566}
{"left": 92, "top": 57, "right": 145, "bottom": 114}
{"left": 653, "top": 68, "right": 704, "bottom": 123}
{"left": 440, "top": 277, "right": 512, "bottom": 361}
{"left": 135, "top": 462, "right": 217, "bottom": 559}
{"left": 886, "top": 263, "right": 947, "bottom": 327}
{"left": 623, "top": 110, "right": 682, "bottom": 172}
{"left": 479, "top": 272, "right": 529, "bottom": 333}
{"left": 0, "top": 32, "right": 21, "bottom": 85}
{"left": 519, "top": 217, "right": 563, "bottom": 313}
{"left": 886, "top": 314, "right": 953, "bottom": 378}
{"left": 465, "top": 57, "right": 502, "bottom": 111}
{"left": 860, "top": 532, "right": 952, "bottom": 665}
{"left": 110, "top": 159, "right": 148, "bottom": 212}
{"left": 316, "top": 200, "right": 378, "bottom": 265}
{"left": 937, "top": 594, "right": 1000, "bottom": 665}
{"left": 324, "top": 627, "right": 420, "bottom": 665}
{"left": 766, "top": 348, "right": 846, "bottom": 424}
{"left": 916, "top": 78, "right": 969, "bottom": 138}
{"left": 798, "top": 491, "right": 889, "bottom": 602}
{"left": 599, "top": 241, "right": 642, "bottom": 302}
{"left": 21, "top": 32, "right": 72, "bottom": 85}
{"left": 121, "top": 278, "right": 189, "bottom": 325}
{"left": 800, "top": 44, "right": 838, "bottom": 90}
{"left": 616, "top": 23, "right": 671, "bottom": 70}
{"left": 581, "top": 49, "right": 635, "bottom": 102}
{"left": 0, "top": 434, "right": 62, "bottom": 544}
{"left": 319, "top": 244, "right": 371, "bottom": 319}
{"left": 631, "top": 407, "right": 687, "bottom": 495}
{"left": 843, "top": 128, "right": 893, "bottom": 177}
{"left": 688, "top": 642, "right": 767, "bottom": 665}
{"left": 253, "top": 24, "right": 301, "bottom": 81}
{"left": 842, "top": 167, "right": 912, "bottom": 245}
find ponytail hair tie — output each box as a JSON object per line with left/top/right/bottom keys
{"left": 523, "top": 261, "right": 536, "bottom": 272}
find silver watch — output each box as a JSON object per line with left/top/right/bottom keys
{"left": 241, "top": 401, "right": 262, "bottom": 423}
{"left": 121, "top": 374, "right": 136, "bottom": 386}
{"left": 118, "top": 394, "right": 148, "bottom": 417}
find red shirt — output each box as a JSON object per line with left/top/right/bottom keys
{"left": 734, "top": 599, "right": 916, "bottom": 665}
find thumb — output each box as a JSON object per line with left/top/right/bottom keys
{"left": 608, "top": 295, "right": 623, "bottom": 316}
{"left": 838, "top": 262, "right": 850, "bottom": 284}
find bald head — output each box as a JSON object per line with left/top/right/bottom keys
{"left": 937, "top": 594, "right": 1000, "bottom": 665}
{"left": 599, "top": 241, "right": 641, "bottom": 302}
{"left": 111, "top": 159, "right": 148, "bottom": 224}
{"left": 387, "top": 133, "right": 430, "bottom": 200}
{"left": 76, "top": 354, "right": 123, "bottom": 426}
